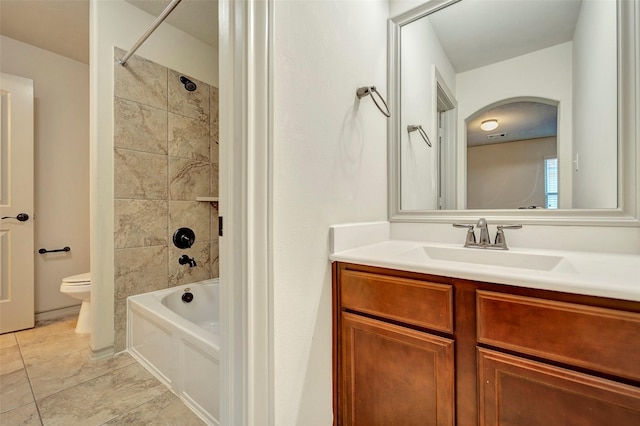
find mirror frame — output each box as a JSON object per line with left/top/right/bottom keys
{"left": 388, "top": 0, "right": 639, "bottom": 226}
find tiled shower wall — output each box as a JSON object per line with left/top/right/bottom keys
{"left": 112, "top": 48, "right": 219, "bottom": 351}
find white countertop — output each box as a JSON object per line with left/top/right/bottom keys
{"left": 330, "top": 239, "right": 640, "bottom": 302}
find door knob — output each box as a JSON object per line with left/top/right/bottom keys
{"left": 1, "top": 213, "right": 29, "bottom": 222}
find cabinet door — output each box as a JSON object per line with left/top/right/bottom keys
{"left": 340, "top": 312, "right": 454, "bottom": 426}
{"left": 478, "top": 348, "right": 640, "bottom": 426}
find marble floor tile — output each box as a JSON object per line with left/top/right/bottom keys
{"left": 3, "top": 315, "right": 207, "bottom": 425}
{"left": 0, "top": 368, "right": 34, "bottom": 414}
{"left": 37, "top": 362, "right": 166, "bottom": 426}
{"left": 0, "top": 344, "right": 25, "bottom": 375}
{"left": 103, "top": 390, "right": 206, "bottom": 425}
{"left": 15, "top": 316, "right": 77, "bottom": 345}
{"left": 28, "top": 350, "right": 136, "bottom": 400}
{"left": 17, "top": 328, "right": 89, "bottom": 367}
{"left": 0, "top": 332, "right": 18, "bottom": 348}
{"left": 0, "top": 402, "right": 42, "bottom": 425}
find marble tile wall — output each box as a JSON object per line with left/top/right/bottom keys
{"left": 113, "top": 48, "right": 219, "bottom": 352}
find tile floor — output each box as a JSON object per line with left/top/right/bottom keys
{"left": 0, "top": 315, "right": 205, "bottom": 425}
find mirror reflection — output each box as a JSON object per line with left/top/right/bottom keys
{"left": 397, "top": 0, "right": 618, "bottom": 211}
{"left": 467, "top": 99, "right": 558, "bottom": 210}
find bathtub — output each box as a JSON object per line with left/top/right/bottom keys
{"left": 127, "top": 279, "right": 219, "bottom": 425}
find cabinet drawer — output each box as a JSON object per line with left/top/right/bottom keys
{"left": 340, "top": 270, "right": 453, "bottom": 333}
{"left": 477, "top": 291, "right": 640, "bottom": 382}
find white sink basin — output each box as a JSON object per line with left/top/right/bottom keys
{"left": 401, "top": 246, "right": 577, "bottom": 273}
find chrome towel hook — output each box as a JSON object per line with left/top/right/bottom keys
{"left": 407, "top": 124, "right": 432, "bottom": 147}
{"left": 356, "top": 86, "right": 391, "bottom": 118}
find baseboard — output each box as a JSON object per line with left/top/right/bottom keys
{"left": 90, "top": 345, "right": 114, "bottom": 361}
{"left": 35, "top": 305, "right": 80, "bottom": 322}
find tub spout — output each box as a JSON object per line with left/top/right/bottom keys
{"left": 179, "top": 254, "right": 197, "bottom": 267}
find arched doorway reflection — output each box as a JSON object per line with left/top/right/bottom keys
{"left": 466, "top": 97, "right": 558, "bottom": 210}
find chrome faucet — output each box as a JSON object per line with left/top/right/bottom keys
{"left": 475, "top": 217, "right": 491, "bottom": 247}
{"left": 452, "top": 218, "right": 522, "bottom": 250}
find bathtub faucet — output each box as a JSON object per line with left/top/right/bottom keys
{"left": 179, "top": 255, "right": 197, "bottom": 267}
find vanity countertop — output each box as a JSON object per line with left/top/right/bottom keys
{"left": 330, "top": 239, "right": 640, "bottom": 302}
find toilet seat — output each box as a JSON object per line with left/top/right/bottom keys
{"left": 60, "top": 283, "right": 90, "bottom": 295}
{"left": 62, "top": 272, "right": 91, "bottom": 286}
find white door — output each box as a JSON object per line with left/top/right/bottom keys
{"left": 0, "top": 72, "right": 35, "bottom": 333}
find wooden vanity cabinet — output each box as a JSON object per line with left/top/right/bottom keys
{"left": 476, "top": 291, "right": 640, "bottom": 425}
{"left": 333, "top": 263, "right": 456, "bottom": 425}
{"left": 333, "top": 262, "right": 640, "bottom": 426}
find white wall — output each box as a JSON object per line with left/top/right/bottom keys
{"left": 389, "top": 0, "right": 427, "bottom": 17}
{"left": 400, "top": 15, "right": 456, "bottom": 210}
{"left": 272, "top": 0, "right": 389, "bottom": 423}
{"left": 0, "top": 35, "right": 90, "bottom": 314}
{"left": 90, "top": 0, "right": 218, "bottom": 354}
{"left": 572, "top": 0, "right": 617, "bottom": 209}
{"left": 456, "top": 42, "right": 573, "bottom": 209}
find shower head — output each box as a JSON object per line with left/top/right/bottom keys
{"left": 179, "top": 76, "right": 197, "bottom": 92}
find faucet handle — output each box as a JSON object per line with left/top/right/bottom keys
{"left": 498, "top": 224, "right": 523, "bottom": 230}
{"left": 494, "top": 224, "right": 523, "bottom": 248}
{"left": 453, "top": 223, "right": 476, "bottom": 247}
{"left": 453, "top": 223, "right": 473, "bottom": 229}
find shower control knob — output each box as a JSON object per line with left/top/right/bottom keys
{"left": 173, "top": 227, "right": 195, "bottom": 249}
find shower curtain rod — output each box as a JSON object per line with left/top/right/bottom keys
{"left": 118, "top": 0, "right": 183, "bottom": 66}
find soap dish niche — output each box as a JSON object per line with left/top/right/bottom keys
{"left": 196, "top": 197, "right": 219, "bottom": 209}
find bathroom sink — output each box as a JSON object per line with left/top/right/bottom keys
{"left": 400, "top": 245, "right": 577, "bottom": 273}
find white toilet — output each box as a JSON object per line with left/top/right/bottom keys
{"left": 60, "top": 272, "right": 91, "bottom": 334}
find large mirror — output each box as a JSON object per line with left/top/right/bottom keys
{"left": 388, "top": 0, "right": 639, "bottom": 223}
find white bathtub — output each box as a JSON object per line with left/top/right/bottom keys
{"left": 127, "top": 279, "right": 219, "bottom": 425}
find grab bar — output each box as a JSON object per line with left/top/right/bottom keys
{"left": 407, "top": 124, "right": 432, "bottom": 147}
{"left": 356, "top": 86, "right": 391, "bottom": 118}
{"left": 39, "top": 247, "right": 71, "bottom": 254}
